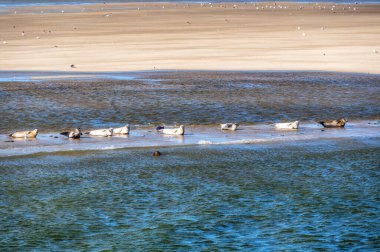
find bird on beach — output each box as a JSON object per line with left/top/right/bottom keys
{"left": 60, "top": 128, "right": 82, "bottom": 138}
{"left": 319, "top": 118, "right": 347, "bottom": 128}
{"left": 85, "top": 128, "right": 113, "bottom": 137}
{"left": 113, "top": 124, "right": 130, "bottom": 134}
{"left": 157, "top": 125, "right": 185, "bottom": 135}
{"left": 220, "top": 123, "right": 239, "bottom": 131}
{"left": 9, "top": 129, "right": 38, "bottom": 138}
{"left": 274, "top": 121, "right": 299, "bottom": 130}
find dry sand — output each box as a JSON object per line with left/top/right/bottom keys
{"left": 0, "top": 2, "right": 379, "bottom": 74}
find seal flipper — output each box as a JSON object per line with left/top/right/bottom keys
{"left": 60, "top": 131, "right": 69, "bottom": 137}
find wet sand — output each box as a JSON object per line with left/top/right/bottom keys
{"left": 1, "top": 121, "right": 379, "bottom": 157}
{"left": 0, "top": 2, "right": 380, "bottom": 73}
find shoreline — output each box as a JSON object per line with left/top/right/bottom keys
{"left": 1, "top": 2, "right": 379, "bottom": 74}
{"left": 1, "top": 120, "right": 379, "bottom": 157}
{"left": 1, "top": 69, "right": 380, "bottom": 82}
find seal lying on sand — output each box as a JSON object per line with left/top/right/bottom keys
{"left": 113, "top": 124, "right": 130, "bottom": 134}
{"left": 319, "top": 118, "right": 347, "bottom": 128}
{"left": 9, "top": 129, "right": 38, "bottom": 138}
{"left": 221, "top": 123, "right": 239, "bottom": 131}
{"left": 86, "top": 128, "right": 113, "bottom": 137}
{"left": 157, "top": 125, "right": 185, "bottom": 135}
{"left": 275, "top": 121, "right": 299, "bottom": 130}
{"left": 60, "top": 128, "right": 82, "bottom": 138}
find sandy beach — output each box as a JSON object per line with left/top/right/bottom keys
{"left": 0, "top": 2, "right": 379, "bottom": 74}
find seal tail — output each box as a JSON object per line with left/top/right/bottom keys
{"left": 60, "top": 132, "right": 69, "bottom": 136}
{"left": 156, "top": 126, "right": 165, "bottom": 131}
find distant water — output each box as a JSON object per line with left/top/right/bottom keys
{"left": 0, "top": 71, "right": 379, "bottom": 133}
{"left": 0, "top": 0, "right": 379, "bottom": 7}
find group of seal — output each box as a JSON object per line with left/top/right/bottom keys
{"left": 8, "top": 118, "right": 347, "bottom": 139}
{"left": 59, "top": 125, "right": 130, "bottom": 139}
{"left": 219, "top": 118, "right": 346, "bottom": 131}
{"left": 8, "top": 124, "right": 130, "bottom": 139}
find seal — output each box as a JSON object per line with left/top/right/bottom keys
{"left": 275, "top": 121, "right": 299, "bottom": 130}
{"left": 113, "top": 124, "right": 130, "bottom": 134}
{"left": 158, "top": 125, "right": 185, "bottom": 135}
{"left": 86, "top": 128, "right": 113, "bottom": 137}
{"left": 221, "top": 123, "right": 239, "bottom": 131}
{"left": 60, "top": 128, "right": 82, "bottom": 139}
{"left": 9, "top": 129, "right": 38, "bottom": 138}
{"left": 153, "top": 151, "right": 161, "bottom": 157}
{"left": 319, "top": 118, "right": 347, "bottom": 128}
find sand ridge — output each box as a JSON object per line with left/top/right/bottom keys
{"left": 0, "top": 2, "right": 379, "bottom": 73}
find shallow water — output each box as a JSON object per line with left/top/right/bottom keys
{"left": 1, "top": 140, "right": 379, "bottom": 250}
{"left": 1, "top": 71, "right": 379, "bottom": 250}
{"left": 1, "top": 71, "right": 379, "bottom": 134}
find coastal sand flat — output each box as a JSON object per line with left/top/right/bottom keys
{"left": 1, "top": 121, "right": 379, "bottom": 157}
{"left": 0, "top": 3, "right": 379, "bottom": 73}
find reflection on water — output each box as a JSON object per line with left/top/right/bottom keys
{"left": 0, "top": 141, "right": 379, "bottom": 250}
{"left": 0, "top": 71, "right": 379, "bottom": 133}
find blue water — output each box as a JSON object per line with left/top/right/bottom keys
{"left": 0, "top": 0, "right": 379, "bottom": 7}
{"left": 1, "top": 139, "right": 379, "bottom": 250}
{"left": 1, "top": 71, "right": 379, "bottom": 250}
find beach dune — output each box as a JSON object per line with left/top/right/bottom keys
{"left": 0, "top": 2, "right": 379, "bottom": 73}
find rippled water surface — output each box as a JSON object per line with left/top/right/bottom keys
{"left": 0, "top": 71, "right": 379, "bottom": 250}
{"left": 0, "top": 71, "right": 379, "bottom": 133}
{"left": 1, "top": 140, "right": 379, "bottom": 250}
